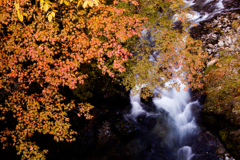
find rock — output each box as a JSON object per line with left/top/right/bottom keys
{"left": 98, "top": 121, "right": 112, "bottom": 140}
{"left": 207, "top": 49, "right": 212, "bottom": 53}
{"left": 237, "top": 26, "right": 240, "bottom": 33}
{"left": 231, "top": 13, "right": 236, "bottom": 19}
{"left": 223, "top": 18, "right": 228, "bottom": 23}
{"left": 216, "top": 147, "right": 225, "bottom": 155}
{"left": 218, "top": 40, "right": 224, "bottom": 47}
{"left": 113, "top": 119, "right": 136, "bottom": 137}
{"left": 232, "top": 37, "right": 237, "bottom": 43}
{"left": 230, "top": 45, "right": 235, "bottom": 51}
{"left": 225, "top": 36, "right": 232, "bottom": 45}
{"left": 214, "top": 53, "right": 220, "bottom": 58}
{"left": 208, "top": 44, "right": 214, "bottom": 48}
{"left": 207, "top": 58, "right": 218, "bottom": 67}
{"left": 211, "top": 34, "right": 218, "bottom": 41}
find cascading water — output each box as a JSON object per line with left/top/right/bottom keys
{"left": 126, "top": 0, "right": 240, "bottom": 160}
{"left": 127, "top": 76, "right": 201, "bottom": 160}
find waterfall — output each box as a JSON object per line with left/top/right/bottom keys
{"left": 126, "top": 0, "right": 240, "bottom": 159}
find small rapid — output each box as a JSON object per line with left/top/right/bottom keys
{"left": 127, "top": 77, "right": 201, "bottom": 160}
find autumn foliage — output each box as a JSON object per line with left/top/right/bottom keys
{"left": 0, "top": 0, "right": 145, "bottom": 159}
{"left": 120, "top": 0, "right": 208, "bottom": 95}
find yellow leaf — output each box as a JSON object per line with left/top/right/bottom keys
{"left": 17, "top": 12, "right": 23, "bottom": 22}
{"left": 23, "top": 13, "right": 28, "bottom": 17}
{"left": 60, "top": 0, "right": 64, "bottom": 4}
{"left": 94, "top": 0, "right": 99, "bottom": 6}
{"left": 82, "top": 0, "right": 89, "bottom": 8}
{"left": 44, "top": 3, "right": 49, "bottom": 12}
{"left": 48, "top": 14, "right": 52, "bottom": 22}
{"left": 64, "top": 0, "right": 69, "bottom": 5}
{"left": 77, "top": 0, "right": 82, "bottom": 7}
{"left": 40, "top": 0, "right": 45, "bottom": 9}
{"left": 89, "top": 1, "right": 93, "bottom": 7}
{"left": 46, "top": 12, "right": 51, "bottom": 16}
{"left": 51, "top": 12, "right": 55, "bottom": 18}
{"left": 14, "top": 3, "right": 20, "bottom": 10}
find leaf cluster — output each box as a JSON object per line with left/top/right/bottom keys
{"left": 0, "top": 0, "right": 145, "bottom": 159}
{"left": 120, "top": 0, "right": 207, "bottom": 96}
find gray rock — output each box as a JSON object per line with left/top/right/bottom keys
{"left": 214, "top": 53, "right": 220, "bottom": 58}
{"left": 232, "top": 37, "right": 237, "bottom": 43}
{"left": 207, "top": 49, "right": 212, "bottom": 53}
{"left": 225, "top": 36, "right": 232, "bottom": 45}
{"left": 230, "top": 45, "right": 235, "bottom": 51}
{"left": 223, "top": 18, "right": 228, "bottom": 23}
{"left": 211, "top": 34, "right": 218, "bottom": 41}
{"left": 218, "top": 41, "right": 224, "bottom": 47}
{"left": 208, "top": 44, "right": 214, "bottom": 48}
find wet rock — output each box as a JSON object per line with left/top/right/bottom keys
{"left": 141, "top": 103, "right": 156, "bottom": 112}
{"left": 113, "top": 119, "right": 136, "bottom": 137}
{"left": 216, "top": 147, "right": 225, "bottom": 155}
{"left": 136, "top": 114, "right": 157, "bottom": 130}
{"left": 98, "top": 121, "right": 112, "bottom": 140}
{"left": 191, "top": 130, "right": 223, "bottom": 160}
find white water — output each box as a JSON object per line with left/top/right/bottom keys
{"left": 175, "top": 0, "right": 240, "bottom": 26}
{"left": 128, "top": 76, "right": 200, "bottom": 159}
{"left": 127, "top": 0, "right": 239, "bottom": 159}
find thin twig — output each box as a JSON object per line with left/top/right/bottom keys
{"left": 1, "top": 30, "right": 6, "bottom": 37}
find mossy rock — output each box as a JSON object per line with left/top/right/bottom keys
{"left": 219, "top": 129, "right": 240, "bottom": 158}
{"left": 202, "top": 54, "right": 240, "bottom": 158}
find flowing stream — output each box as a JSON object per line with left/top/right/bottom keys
{"left": 126, "top": 0, "right": 239, "bottom": 159}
